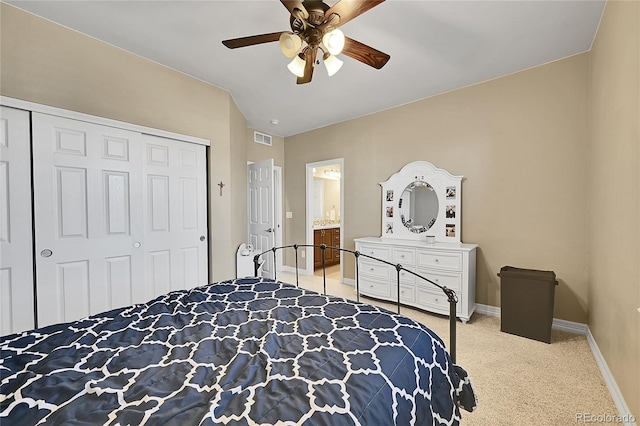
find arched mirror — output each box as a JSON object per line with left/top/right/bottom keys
{"left": 399, "top": 181, "right": 438, "bottom": 233}
{"left": 380, "top": 161, "right": 463, "bottom": 242}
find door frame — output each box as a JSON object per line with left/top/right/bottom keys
{"left": 305, "top": 158, "right": 344, "bottom": 280}
{"left": 273, "top": 166, "right": 283, "bottom": 272}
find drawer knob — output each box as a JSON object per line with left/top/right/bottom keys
{"left": 370, "top": 268, "right": 374, "bottom": 272}
{"left": 435, "top": 258, "right": 440, "bottom": 263}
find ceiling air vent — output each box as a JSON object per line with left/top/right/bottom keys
{"left": 254, "top": 131, "right": 272, "bottom": 146}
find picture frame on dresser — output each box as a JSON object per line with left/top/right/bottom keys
{"left": 355, "top": 161, "right": 477, "bottom": 323}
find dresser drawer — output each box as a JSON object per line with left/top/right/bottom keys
{"left": 357, "top": 244, "right": 390, "bottom": 261}
{"left": 398, "top": 269, "right": 416, "bottom": 284}
{"left": 392, "top": 283, "right": 415, "bottom": 304}
{"left": 374, "top": 281, "right": 416, "bottom": 305}
{"left": 417, "top": 250, "right": 463, "bottom": 271}
{"left": 392, "top": 247, "right": 416, "bottom": 266}
{"left": 360, "top": 261, "right": 390, "bottom": 280}
{"left": 359, "top": 277, "right": 390, "bottom": 299}
{"left": 416, "top": 287, "right": 462, "bottom": 315}
{"left": 416, "top": 270, "right": 462, "bottom": 292}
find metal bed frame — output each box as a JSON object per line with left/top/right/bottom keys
{"left": 253, "top": 243, "right": 459, "bottom": 363}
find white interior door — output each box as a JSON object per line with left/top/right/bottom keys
{"left": 0, "top": 106, "right": 35, "bottom": 335}
{"left": 248, "top": 159, "right": 274, "bottom": 278}
{"left": 142, "top": 134, "right": 208, "bottom": 295}
{"left": 32, "top": 113, "right": 145, "bottom": 328}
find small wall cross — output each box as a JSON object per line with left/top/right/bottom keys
{"left": 218, "top": 181, "right": 225, "bottom": 196}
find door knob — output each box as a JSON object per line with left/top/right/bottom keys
{"left": 265, "top": 228, "right": 274, "bottom": 233}
{"left": 133, "top": 242, "right": 141, "bottom": 248}
{"left": 200, "top": 236, "right": 206, "bottom": 241}
{"left": 40, "top": 249, "right": 53, "bottom": 258}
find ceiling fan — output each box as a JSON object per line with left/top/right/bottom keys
{"left": 222, "top": 0, "right": 390, "bottom": 84}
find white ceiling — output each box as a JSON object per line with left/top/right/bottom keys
{"left": 7, "top": 0, "right": 605, "bottom": 137}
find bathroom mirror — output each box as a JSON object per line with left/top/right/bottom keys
{"left": 399, "top": 181, "right": 439, "bottom": 233}
{"left": 380, "top": 161, "right": 463, "bottom": 242}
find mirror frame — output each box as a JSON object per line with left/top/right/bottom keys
{"left": 379, "top": 161, "right": 463, "bottom": 243}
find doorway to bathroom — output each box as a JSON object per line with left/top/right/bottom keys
{"left": 305, "top": 159, "right": 344, "bottom": 282}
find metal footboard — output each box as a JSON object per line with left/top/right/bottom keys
{"left": 253, "top": 244, "right": 459, "bottom": 363}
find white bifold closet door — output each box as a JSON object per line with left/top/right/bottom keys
{"left": 141, "top": 134, "right": 208, "bottom": 297}
{"left": 32, "top": 113, "right": 207, "bottom": 328}
{"left": 0, "top": 106, "right": 35, "bottom": 335}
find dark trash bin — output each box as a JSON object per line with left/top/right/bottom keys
{"left": 498, "top": 266, "right": 558, "bottom": 343}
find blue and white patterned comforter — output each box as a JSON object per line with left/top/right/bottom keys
{"left": 1, "top": 278, "right": 476, "bottom": 425}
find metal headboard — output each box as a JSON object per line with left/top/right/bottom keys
{"left": 253, "top": 243, "right": 459, "bottom": 364}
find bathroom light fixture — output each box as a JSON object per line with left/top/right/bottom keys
{"left": 324, "top": 169, "right": 341, "bottom": 179}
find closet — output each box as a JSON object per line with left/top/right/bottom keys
{"left": 0, "top": 101, "right": 209, "bottom": 334}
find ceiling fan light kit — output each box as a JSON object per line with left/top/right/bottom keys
{"left": 322, "top": 28, "right": 345, "bottom": 55}
{"left": 222, "top": 0, "right": 390, "bottom": 84}
{"left": 287, "top": 53, "right": 307, "bottom": 77}
{"left": 279, "top": 32, "right": 302, "bottom": 58}
{"left": 323, "top": 53, "right": 343, "bottom": 77}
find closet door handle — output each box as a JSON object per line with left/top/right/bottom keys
{"left": 40, "top": 249, "right": 53, "bottom": 258}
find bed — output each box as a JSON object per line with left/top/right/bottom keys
{"left": 1, "top": 249, "right": 476, "bottom": 425}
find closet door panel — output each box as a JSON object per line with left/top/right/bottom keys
{"left": 0, "top": 106, "right": 34, "bottom": 335}
{"left": 32, "top": 113, "right": 145, "bottom": 327}
{"left": 142, "top": 134, "right": 207, "bottom": 295}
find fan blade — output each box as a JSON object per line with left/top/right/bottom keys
{"left": 280, "top": 0, "right": 308, "bottom": 18}
{"left": 325, "top": 0, "right": 385, "bottom": 27}
{"left": 222, "top": 32, "right": 283, "bottom": 49}
{"left": 297, "top": 47, "right": 317, "bottom": 84}
{"left": 341, "top": 36, "right": 390, "bottom": 69}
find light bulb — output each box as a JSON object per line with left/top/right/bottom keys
{"left": 322, "top": 29, "right": 345, "bottom": 56}
{"left": 287, "top": 54, "right": 306, "bottom": 77}
{"left": 323, "top": 54, "right": 343, "bottom": 77}
{"left": 279, "top": 32, "right": 302, "bottom": 58}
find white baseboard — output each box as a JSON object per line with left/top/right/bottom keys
{"left": 279, "top": 265, "right": 297, "bottom": 274}
{"left": 474, "top": 303, "right": 636, "bottom": 425}
{"left": 585, "top": 328, "right": 637, "bottom": 426}
{"left": 342, "top": 277, "right": 355, "bottom": 286}
{"left": 474, "top": 303, "right": 500, "bottom": 317}
{"left": 474, "top": 303, "right": 588, "bottom": 333}
{"left": 278, "top": 265, "right": 312, "bottom": 276}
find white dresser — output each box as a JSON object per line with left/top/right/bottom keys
{"left": 354, "top": 237, "right": 477, "bottom": 322}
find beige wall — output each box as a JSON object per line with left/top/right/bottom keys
{"left": 588, "top": 0, "right": 639, "bottom": 418}
{"left": 229, "top": 102, "right": 249, "bottom": 271}
{"left": 285, "top": 53, "right": 590, "bottom": 324}
{"left": 0, "top": 4, "right": 241, "bottom": 280}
